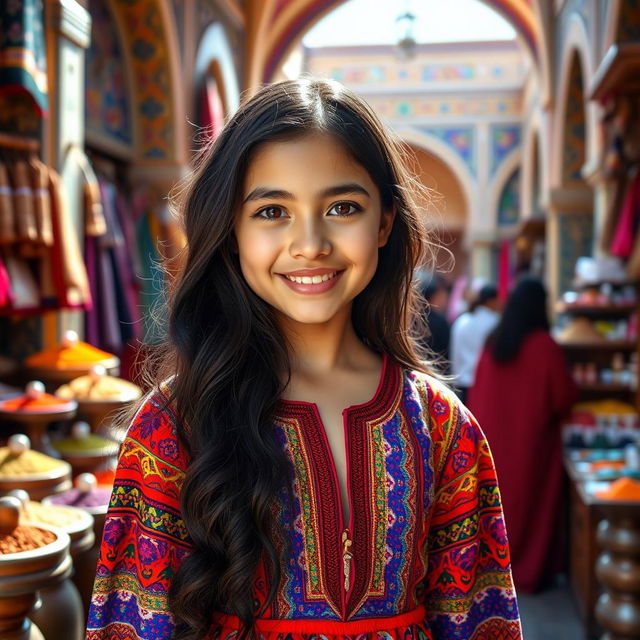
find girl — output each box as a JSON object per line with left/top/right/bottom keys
{"left": 86, "top": 78, "right": 522, "bottom": 640}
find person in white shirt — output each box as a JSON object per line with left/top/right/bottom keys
{"left": 451, "top": 284, "right": 501, "bottom": 402}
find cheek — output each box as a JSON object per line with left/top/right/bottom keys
{"left": 342, "top": 223, "right": 380, "bottom": 283}
{"left": 235, "top": 227, "right": 279, "bottom": 287}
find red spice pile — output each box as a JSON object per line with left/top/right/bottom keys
{"left": 0, "top": 525, "right": 56, "bottom": 554}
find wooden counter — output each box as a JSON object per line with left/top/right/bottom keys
{"left": 565, "top": 452, "right": 640, "bottom": 639}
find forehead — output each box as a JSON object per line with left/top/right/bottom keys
{"left": 243, "top": 133, "right": 375, "bottom": 192}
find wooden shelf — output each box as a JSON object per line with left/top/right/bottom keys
{"left": 560, "top": 341, "right": 636, "bottom": 350}
{"left": 0, "top": 131, "right": 40, "bottom": 152}
{"left": 556, "top": 303, "right": 637, "bottom": 316}
{"left": 578, "top": 383, "right": 635, "bottom": 393}
{"left": 572, "top": 280, "right": 640, "bottom": 290}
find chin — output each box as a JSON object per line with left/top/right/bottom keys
{"left": 278, "top": 304, "right": 343, "bottom": 326}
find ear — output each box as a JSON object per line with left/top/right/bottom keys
{"left": 378, "top": 206, "right": 396, "bottom": 248}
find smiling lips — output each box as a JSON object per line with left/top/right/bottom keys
{"left": 279, "top": 269, "right": 344, "bottom": 294}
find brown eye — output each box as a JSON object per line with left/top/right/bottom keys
{"left": 329, "top": 202, "right": 360, "bottom": 217}
{"left": 256, "top": 206, "right": 287, "bottom": 220}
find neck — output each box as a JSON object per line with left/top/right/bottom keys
{"left": 277, "top": 305, "right": 371, "bottom": 375}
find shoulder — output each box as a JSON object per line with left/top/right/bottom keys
{"left": 399, "top": 367, "right": 483, "bottom": 479}
{"left": 524, "top": 329, "right": 561, "bottom": 353}
{"left": 452, "top": 312, "right": 471, "bottom": 331}
{"left": 122, "top": 379, "right": 189, "bottom": 474}
{"left": 400, "top": 367, "right": 469, "bottom": 437}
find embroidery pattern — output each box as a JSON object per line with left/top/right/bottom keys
{"left": 86, "top": 361, "right": 522, "bottom": 640}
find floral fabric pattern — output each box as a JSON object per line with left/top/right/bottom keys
{"left": 86, "top": 358, "right": 522, "bottom": 640}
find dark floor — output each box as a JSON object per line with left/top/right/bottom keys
{"left": 518, "top": 578, "right": 586, "bottom": 640}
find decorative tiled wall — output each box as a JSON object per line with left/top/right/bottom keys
{"left": 85, "top": 0, "right": 133, "bottom": 149}
{"left": 558, "top": 212, "right": 594, "bottom": 291}
{"left": 497, "top": 168, "right": 521, "bottom": 226}
{"left": 416, "top": 126, "right": 476, "bottom": 177}
{"left": 111, "top": 0, "right": 175, "bottom": 159}
{"left": 562, "top": 56, "right": 586, "bottom": 185}
{"left": 490, "top": 124, "right": 521, "bottom": 177}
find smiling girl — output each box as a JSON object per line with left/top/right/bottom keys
{"left": 86, "top": 78, "right": 522, "bottom": 640}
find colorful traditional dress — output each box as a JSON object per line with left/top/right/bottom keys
{"left": 86, "top": 356, "right": 522, "bottom": 639}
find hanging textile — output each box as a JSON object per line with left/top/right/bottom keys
{"left": 0, "top": 0, "right": 49, "bottom": 115}
{"left": 199, "top": 76, "right": 225, "bottom": 141}
{"left": 84, "top": 172, "right": 144, "bottom": 362}
{"left": 48, "top": 169, "right": 92, "bottom": 309}
{"left": 0, "top": 254, "right": 12, "bottom": 307}
{"left": 0, "top": 161, "right": 16, "bottom": 244}
{"left": 134, "top": 197, "right": 166, "bottom": 345}
{"left": 84, "top": 182, "right": 121, "bottom": 355}
{"left": 611, "top": 171, "right": 640, "bottom": 259}
{"left": 498, "top": 240, "right": 513, "bottom": 299}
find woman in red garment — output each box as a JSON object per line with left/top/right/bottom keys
{"left": 468, "top": 277, "right": 577, "bottom": 593}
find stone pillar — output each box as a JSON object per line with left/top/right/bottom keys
{"left": 547, "top": 186, "right": 594, "bottom": 308}
{"left": 584, "top": 160, "right": 614, "bottom": 259}
{"left": 49, "top": 0, "right": 91, "bottom": 338}
{"left": 468, "top": 232, "right": 495, "bottom": 282}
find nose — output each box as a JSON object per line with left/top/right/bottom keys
{"left": 288, "top": 216, "right": 331, "bottom": 259}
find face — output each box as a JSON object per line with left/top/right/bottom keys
{"left": 234, "top": 133, "right": 395, "bottom": 328}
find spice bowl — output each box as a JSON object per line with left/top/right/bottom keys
{"left": 0, "top": 436, "right": 72, "bottom": 501}
{"left": 24, "top": 331, "right": 119, "bottom": 388}
{"left": 42, "top": 473, "right": 112, "bottom": 613}
{"left": 18, "top": 499, "right": 94, "bottom": 640}
{"left": 0, "top": 497, "right": 72, "bottom": 640}
{"left": 55, "top": 365, "right": 140, "bottom": 438}
{"left": 52, "top": 422, "right": 119, "bottom": 475}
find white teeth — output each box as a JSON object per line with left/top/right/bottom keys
{"left": 285, "top": 271, "right": 337, "bottom": 284}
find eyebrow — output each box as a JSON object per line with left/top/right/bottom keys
{"left": 242, "top": 182, "right": 371, "bottom": 204}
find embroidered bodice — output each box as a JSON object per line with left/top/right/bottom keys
{"left": 86, "top": 357, "right": 522, "bottom": 640}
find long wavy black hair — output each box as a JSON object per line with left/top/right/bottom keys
{"left": 145, "top": 78, "right": 434, "bottom": 639}
{"left": 488, "top": 276, "right": 550, "bottom": 363}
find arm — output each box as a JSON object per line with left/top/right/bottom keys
{"left": 422, "top": 388, "right": 522, "bottom": 639}
{"left": 86, "top": 390, "right": 191, "bottom": 640}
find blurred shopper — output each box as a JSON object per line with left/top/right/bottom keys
{"left": 468, "top": 277, "right": 577, "bottom": 593}
{"left": 418, "top": 272, "right": 451, "bottom": 372}
{"left": 450, "top": 283, "right": 500, "bottom": 402}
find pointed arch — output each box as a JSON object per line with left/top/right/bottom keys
{"left": 246, "top": 0, "right": 543, "bottom": 90}
{"left": 397, "top": 127, "right": 477, "bottom": 232}
{"left": 489, "top": 148, "right": 522, "bottom": 225}
{"left": 551, "top": 15, "right": 598, "bottom": 189}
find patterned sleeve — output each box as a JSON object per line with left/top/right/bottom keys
{"left": 85, "top": 390, "right": 192, "bottom": 640}
{"left": 422, "top": 382, "right": 522, "bottom": 640}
